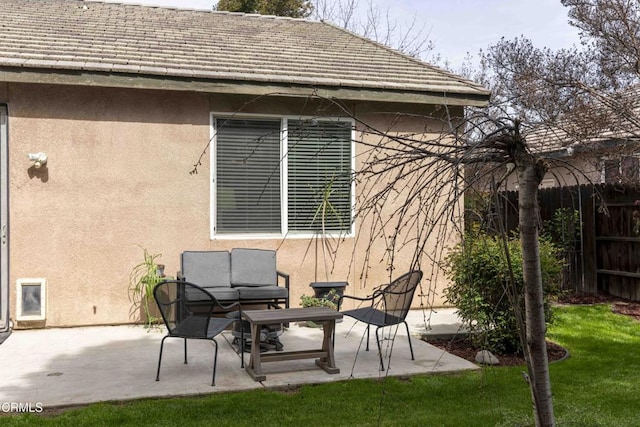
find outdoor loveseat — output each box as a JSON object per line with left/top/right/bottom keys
{"left": 177, "top": 248, "right": 290, "bottom": 360}
{"left": 177, "top": 248, "right": 290, "bottom": 309}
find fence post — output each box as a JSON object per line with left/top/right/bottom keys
{"left": 580, "top": 185, "right": 598, "bottom": 294}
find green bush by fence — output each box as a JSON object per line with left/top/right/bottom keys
{"left": 443, "top": 228, "right": 563, "bottom": 354}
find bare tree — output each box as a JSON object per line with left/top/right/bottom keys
{"left": 350, "top": 104, "right": 556, "bottom": 425}
{"left": 311, "top": 0, "right": 435, "bottom": 59}
{"left": 194, "top": 92, "right": 556, "bottom": 425}
{"left": 456, "top": 2, "right": 640, "bottom": 425}
{"left": 482, "top": 1, "right": 640, "bottom": 144}
{"left": 198, "top": 5, "right": 640, "bottom": 427}
{"left": 202, "top": 6, "right": 640, "bottom": 427}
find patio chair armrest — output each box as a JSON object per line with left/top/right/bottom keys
{"left": 277, "top": 270, "right": 290, "bottom": 290}
{"left": 277, "top": 270, "right": 290, "bottom": 308}
{"left": 338, "top": 293, "right": 375, "bottom": 308}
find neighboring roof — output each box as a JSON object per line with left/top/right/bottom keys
{"left": 526, "top": 124, "right": 640, "bottom": 159}
{"left": 0, "top": 0, "right": 490, "bottom": 106}
{"left": 525, "top": 86, "right": 640, "bottom": 157}
{"left": 524, "top": 126, "right": 576, "bottom": 155}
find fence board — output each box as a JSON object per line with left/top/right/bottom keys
{"left": 489, "top": 183, "right": 640, "bottom": 301}
{"left": 579, "top": 185, "right": 597, "bottom": 294}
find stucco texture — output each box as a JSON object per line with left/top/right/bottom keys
{"left": 3, "top": 83, "right": 456, "bottom": 327}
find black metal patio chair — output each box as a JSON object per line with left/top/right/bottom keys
{"left": 339, "top": 270, "right": 423, "bottom": 371}
{"left": 153, "top": 280, "right": 239, "bottom": 386}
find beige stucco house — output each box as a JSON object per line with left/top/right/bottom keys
{"left": 0, "top": 0, "right": 489, "bottom": 330}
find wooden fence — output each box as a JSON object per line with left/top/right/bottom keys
{"left": 493, "top": 184, "right": 640, "bottom": 301}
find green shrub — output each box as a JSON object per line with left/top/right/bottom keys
{"left": 542, "top": 207, "right": 581, "bottom": 250}
{"left": 300, "top": 290, "right": 338, "bottom": 309}
{"left": 443, "top": 228, "right": 563, "bottom": 354}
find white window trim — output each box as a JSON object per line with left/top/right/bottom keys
{"left": 209, "top": 112, "right": 356, "bottom": 240}
{"left": 16, "top": 278, "right": 46, "bottom": 321}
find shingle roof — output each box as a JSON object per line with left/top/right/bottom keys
{"left": 0, "top": 0, "right": 489, "bottom": 105}
{"left": 525, "top": 87, "right": 640, "bottom": 155}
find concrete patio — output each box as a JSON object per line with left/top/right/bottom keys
{"left": 0, "top": 308, "right": 476, "bottom": 409}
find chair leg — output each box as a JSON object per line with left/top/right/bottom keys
{"left": 375, "top": 327, "right": 385, "bottom": 371}
{"left": 184, "top": 338, "right": 188, "bottom": 364}
{"left": 365, "top": 324, "right": 370, "bottom": 351}
{"left": 211, "top": 339, "right": 219, "bottom": 386}
{"left": 156, "top": 335, "right": 168, "bottom": 381}
{"left": 403, "top": 321, "right": 415, "bottom": 361}
{"left": 239, "top": 308, "right": 244, "bottom": 368}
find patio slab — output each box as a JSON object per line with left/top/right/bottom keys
{"left": 0, "top": 308, "right": 477, "bottom": 409}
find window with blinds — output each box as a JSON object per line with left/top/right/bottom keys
{"left": 287, "top": 119, "right": 352, "bottom": 233}
{"left": 215, "top": 118, "right": 282, "bottom": 234}
{"left": 213, "top": 116, "right": 353, "bottom": 236}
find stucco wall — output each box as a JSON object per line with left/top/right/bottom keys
{"left": 539, "top": 156, "right": 603, "bottom": 188}
{"left": 475, "top": 155, "right": 604, "bottom": 191}
{"left": 2, "top": 83, "right": 459, "bottom": 328}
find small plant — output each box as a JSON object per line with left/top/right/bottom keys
{"left": 302, "top": 175, "right": 348, "bottom": 282}
{"left": 300, "top": 290, "right": 339, "bottom": 327}
{"left": 300, "top": 289, "right": 339, "bottom": 310}
{"left": 129, "top": 247, "right": 164, "bottom": 329}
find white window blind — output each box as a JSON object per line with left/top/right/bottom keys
{"left": 287, "top": 119, "right": 352, "bottom": 233}
{"left": 215, "top": 118, "right": 282, "bottom": 234}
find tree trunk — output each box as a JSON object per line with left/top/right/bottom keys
{"left": 517, "top": 154, "right": 556, "bottom": 427}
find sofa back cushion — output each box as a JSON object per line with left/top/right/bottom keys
{"left": 181, "top": 251, "right": 231, "bottom": 288}
{"left": 231, "top": 248, "right": 277, "bottom": 287}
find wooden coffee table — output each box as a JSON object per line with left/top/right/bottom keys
{"left": 241, "top": 307, "right": 343, "bottom": 382}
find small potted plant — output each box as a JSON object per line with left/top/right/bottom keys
{"left": 129, "top": 247, "right": 164, "bottom": 329}
{"left": 304, "top": 176, "right": 349, "bottom": 307}
{"left": 300, "top": 289, "right": 339, "bottom": 327}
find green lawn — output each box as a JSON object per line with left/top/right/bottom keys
{"left": 5, "top": 304, "right": 640, "bottom": 426}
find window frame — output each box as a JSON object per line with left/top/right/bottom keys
{"left": 210, "top": 113, "right": 356, "bottom": 240}
{"left": 601, "top": 155, "right": 640, "bottom": 184}
{"left": 16, "top": 278, "right": 46, "bottom": 322}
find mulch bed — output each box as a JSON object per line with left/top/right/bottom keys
{"left": 428, "top": 292, "right": 640, "bottom": 366}
{"left": 429, "top": 337, "right": 567, "bottom": 366}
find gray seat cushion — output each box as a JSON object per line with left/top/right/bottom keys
{"left": 184, "top": 286, "right": 239, "bottom": 302}
{"left": 231, "top": 248, "right": 277, "bottom": 287}
{"left": 206, "top": 287, "right": 239, "bottom": 302}
{"left": 236, "top": 286, "right": 288, "bottom": 300}
{"left": 181, "top": 251, "right": 231, "bottom": 288}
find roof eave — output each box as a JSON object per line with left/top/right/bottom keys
{"left": 535, "top": 137, "right": 640, "bottom": 157}
{"left": 0, "top": 67, "right": 490, "bottom": 107}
